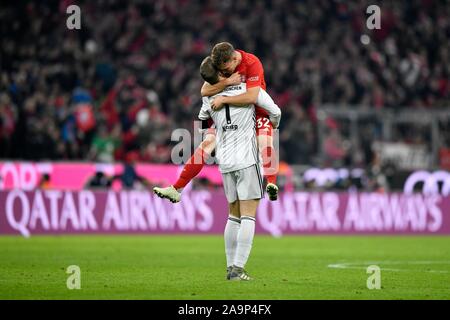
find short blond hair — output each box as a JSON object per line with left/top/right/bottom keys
{"left": 211, "top": 42, "right": 235, "bottom": 68}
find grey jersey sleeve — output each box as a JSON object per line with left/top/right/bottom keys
{"left": 256, "top": 90, "right": 281, "bottom": 128}
{"left": 198, "top": 97, "right": 211, "bottom": 120}
{"left": 198, "top": 97, "right": 212, "bottom": 133}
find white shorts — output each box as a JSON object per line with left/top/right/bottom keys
{"left": 221, "top": 164, "right": 264, "bottom": 203}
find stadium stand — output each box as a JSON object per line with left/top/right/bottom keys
{"left": 0, "top": 0, "right": 448, "bottom": 173}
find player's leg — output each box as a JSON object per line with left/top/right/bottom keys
{"left": 222, "top": 171, "right": 240, "bottom": 279}
{"left": 229, "top": 199, "right": 259, "bottom": 281}
{"left": 224, "top": 200, "right": 240, "bottom": 279}
{"left": 229, "top": 165, "right": 263, "bottom": 281}
{"left": 256, "top": 118, "right": 279, "bottom": 200}
{"left": 174, "top": 132, "right": 216, "bottom": 191}
{"left": 153, "top": 132, "right": 216, "bottom": 203}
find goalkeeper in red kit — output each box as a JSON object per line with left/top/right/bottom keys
{"left": 154, "top": 42, "right": 279, "bottom": 202}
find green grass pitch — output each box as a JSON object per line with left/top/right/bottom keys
{"left": 0, "top": 235, "right": 449, "bottom": 299}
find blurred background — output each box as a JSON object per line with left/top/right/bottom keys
{"left": 0, "top": 0, "right": 449, "bottom": 192}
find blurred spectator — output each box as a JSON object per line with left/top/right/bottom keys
{"left": 111, "top": 157, "right": 150, "bottom": 189}
{"left": 0, "top": 94, "right": 16, "bottom": 158}
{"left": 38, "top": 173, "right": 52, "bottom": 190}
{"left": 88, "top": 124, "right": 121, "bottom": 162}
{"left": 85, "top": 171, "right": 112, "bottom": 189}
{"left": 323, "top": 127, "right": 351, "bottom": 167}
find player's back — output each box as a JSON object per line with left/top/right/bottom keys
{"left": 235, "top": 49, "right": 266, "bottom": 91}
{"left": 199, "top": 83, "right": 258, "bottom": 173}
{"left": 235, "top": 49, "right": 270, "bottom": 118}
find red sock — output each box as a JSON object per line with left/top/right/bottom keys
{"left": 261, "top": 146, "right": 278, "bottom": 185}
{"left": 173, "top": 147, "right": 209, "bottom": 189}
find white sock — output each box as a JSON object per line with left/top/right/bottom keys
{"left": 224, "top": 216, "right": 241, "bottom": 268}
{"left": 233, "top": 216, "right": 256, "bottom": 268}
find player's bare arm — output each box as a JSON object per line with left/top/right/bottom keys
{"left": 211, "top": 86, "right": 260, "bottom": 110}
{"left": 200, "top": 72, "right": 241, "bottom": 97}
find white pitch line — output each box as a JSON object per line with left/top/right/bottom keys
{"left": 327, "top": 261, "right": 450, "bottom": 273}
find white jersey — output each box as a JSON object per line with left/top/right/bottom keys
{"left": 198, "top": 83, "right": 281, "bottom": 173}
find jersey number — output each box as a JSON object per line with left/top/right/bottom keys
{"left": 257, "top": 118, "right": 270, "bottom": 129}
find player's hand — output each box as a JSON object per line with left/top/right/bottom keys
{"left": 211, "top": 96, "right": 226, "bottom": 110}
{"left": 224, "top": 72, "right": 241, "bottom": 86}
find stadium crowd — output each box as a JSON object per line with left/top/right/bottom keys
{"left": 1, "top": 0, "right": 449, "bottom": 169}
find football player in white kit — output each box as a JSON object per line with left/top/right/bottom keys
{"left": 197, "top": 57, "right": 281, "bottom": 281}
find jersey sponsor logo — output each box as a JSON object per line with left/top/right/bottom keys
{"left": 248, "top": 76, "right": 259, "bottom": 81}
{"left": 222, "top": 85, "right": 243, "bottom": 92}
{"left": 222, "top": 124, "right": 238, "bottom": 131}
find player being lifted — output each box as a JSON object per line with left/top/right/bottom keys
{"left": 153, "top": 42, "right": 280, "bottom": 202}
{"left": 196, "top": 56, "right": 281, "bottom": 280}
